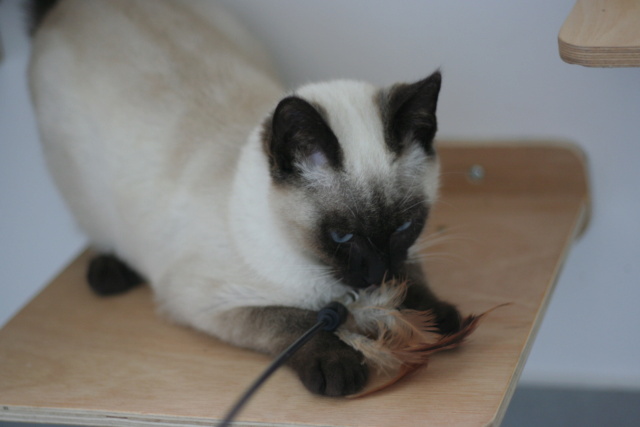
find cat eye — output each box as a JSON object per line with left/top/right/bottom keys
{"left": 330, "top": 230, "right": 354, "bottom": 244}
{"left": 395, "top": 220, "right": 412, "bottom": 232}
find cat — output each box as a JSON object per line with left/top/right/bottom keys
{"left": 28, "top": 0, "right": 461, "bottom": 396}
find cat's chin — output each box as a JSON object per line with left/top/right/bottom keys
{"left": 347, "top": 280, "right": 382, "bottom": 292}
{"left": 338, "top": 274, "right": 396, "bottom": 291}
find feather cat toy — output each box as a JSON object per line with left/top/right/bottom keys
{"left": 339, "top": 282, "right": 499, "bottom": 396}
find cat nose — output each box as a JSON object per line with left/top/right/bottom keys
{"left": 364, "top": 258, "right": 388, "bottom": 286}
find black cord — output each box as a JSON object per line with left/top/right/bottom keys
{"left": 216, "top": 301, "right": 350, "bottom": 427}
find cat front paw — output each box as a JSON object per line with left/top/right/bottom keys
{"left": 289, "top": 332, "right": 368, "bottom": 396}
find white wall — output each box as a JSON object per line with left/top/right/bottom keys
{"left": 1, "top": 1, "right": 89, "bottom": 326}
{"left": 1, "top": 0, "right": 639, "bottom": 389}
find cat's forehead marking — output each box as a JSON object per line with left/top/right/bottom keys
{"left": 295, "top": 81, "right": 394, "bottom": 179}
{"left": 293, "top": 80, "right": 439, "bottom": 208}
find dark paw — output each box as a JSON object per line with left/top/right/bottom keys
{"left": 433, "top": 301, "right": 462, "bottom": 335}
{"left": 87, "top": 254, "right": 145, "bottom": 295}
{"left": 289, "top": 332, "right": 368, "bottom": 396}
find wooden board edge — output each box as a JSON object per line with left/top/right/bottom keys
{"left": 558, "top": 37, "right": 640, "bottom": 67}
{"left": 488, "top": 197, "right": 590, "bottom": 427}
{"left": 0, "top": 406, "right": 292, "bottom": 427}
{"left": 557, "top": 0, "right": 640, "bottom": 69}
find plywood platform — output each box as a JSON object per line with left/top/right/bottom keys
{"left": 0, "top": 142, "right": 590, "bottom": 427}
{"left": 559, "top": 0, "right": 640, "bottom": 67}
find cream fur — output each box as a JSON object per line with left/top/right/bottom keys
{"left": 29, "top": 0, "right": 441, "bottom": 351}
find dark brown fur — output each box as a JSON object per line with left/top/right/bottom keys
{"left": 26, "top": 0, "right": 60, "bottom": 35}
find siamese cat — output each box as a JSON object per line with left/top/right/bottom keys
{"left": 29, "top": 0, "right": 461, "bottom": 396}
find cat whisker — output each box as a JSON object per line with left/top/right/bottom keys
{"left": 412, "top": 233, "right": 452, "bottom": 249}
{"left": 433, "top": 198, "right": 455, "bottom": 209}
{"left": 399, "top": 198, "right": 428, "bottom": 215}
{"left": 411, "top": 232, "right": 458, "bottom": 251}
{"left": 408, "top": 250, "right": 470, "bottom": 265}
{"left": 345, "top": 203, "right": 357, "bottom": 220}
{"left": 395, "top": 186, "right": 417, "bottom": 209}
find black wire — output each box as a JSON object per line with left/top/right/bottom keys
{"left": 217, "top": 302, "right": 349, "bottom": 427}
{"left": 217, "top": 321, "right": 324, "bottom": 427}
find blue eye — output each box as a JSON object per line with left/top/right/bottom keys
{"left": 396, "top": 220, "right": 412, "bottom": 232}
{"left": 330, "top": 231, "right": 354, "bottom": 243}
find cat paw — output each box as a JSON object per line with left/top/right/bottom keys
{"left": 87, "top": 254, "right": 145, "bottom": 295}
{"left": 289, "top": 332, "right": 368, "bottom": 396}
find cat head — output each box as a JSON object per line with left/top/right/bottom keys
{"left": 263, "top": 71, "right": 442, "bottom": 290}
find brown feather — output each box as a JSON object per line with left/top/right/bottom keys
{"left": 336, "top": 281, "right": 508, "bottom": 397}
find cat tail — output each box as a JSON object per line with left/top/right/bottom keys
{"left": 25, "top": 0, "right": 60, "bottom": 36}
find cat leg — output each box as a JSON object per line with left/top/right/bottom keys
{"left": 86, "top": 254, "right": 145, "bottom": 295}
{"left": 400, "top": 263, "right": 462, "bottom": 334}
{"left": 218, "top": 305, "right": 368, "bottom": 396}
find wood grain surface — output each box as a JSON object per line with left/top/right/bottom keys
{"left": 559, "top": 0, "right": 640, "bottom": 67}
{"left": 0, "top": 142, "right": 590, "bottom": 426}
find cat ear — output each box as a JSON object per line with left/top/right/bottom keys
{"left": 384, "top": 71, "right": 441, "bottom": 156}
{"left": 265, "top": 96, "right": 343, "bottom": 182}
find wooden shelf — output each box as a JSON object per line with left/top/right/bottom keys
{"left": 0, "top": 142, "right": 590, "bottom": 427}
{"left": 559, "top": 0, "right": 640, "bottom": 67}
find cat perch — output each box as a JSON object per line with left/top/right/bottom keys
{"left": 558, "top": 0, "right": 640, "bottom": 67}
{"left": 0, "top": 141, "right": 590, "bottom": 427}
